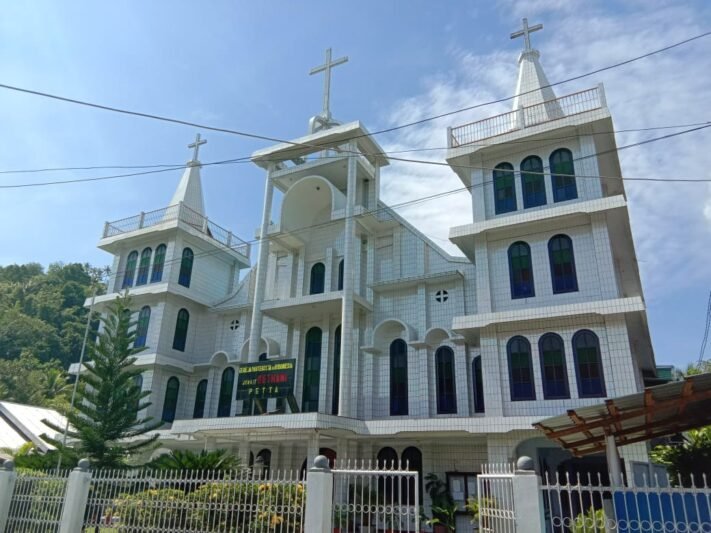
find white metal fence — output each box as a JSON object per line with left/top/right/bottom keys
{"left": 331, "top": 459, "right": 420, "bottom": 533}
{"left": 82, "top": 467, "right": 305, "bottom": 532}
{"left": 542, "top": 471, "right": 711, "bottom": 533}
{"left": 4, "top": 469, "right": 69, "bottom": 533}
{"left": 477, "top": 463, "right": 517, "bottom": 533}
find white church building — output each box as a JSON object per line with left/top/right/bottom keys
{"left": 88, "top": 20, "right": 656, "bottom": 506}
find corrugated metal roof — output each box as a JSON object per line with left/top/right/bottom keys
{"left": 534, "top": 373, "right": 711, "bottom": 456}
{"left": 0, "top": 401, "right": 67, "bottom": 452}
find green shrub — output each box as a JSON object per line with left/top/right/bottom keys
{"left": 113, "top": 488, "right": 188, "bottom": 530}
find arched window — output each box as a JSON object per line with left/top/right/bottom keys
{"left": 472, "top": 356, "right": 485, "bottom": 413}
{"left": 256, "top": 449, "right": 271, "bottom": 477}
{"left": 548, "top": 235, "right": 578, "bottom": 294}
{"left": 162, "top": 376, "right": 180, "bottom": 423}
{"left": 435, "top": 346, "right": 457, "bottom": 414}
{"left": 302, "top": 327, "right": 322, "bottom": 412}
{"left": 134, "top": 306, "right": 151, "bottom": 348}
{"left": 172, "top": 309, "right": 190, "bottom": 351}
{"left": 539, "top": 333, "right": 569, "bottom": 399}
{"left": 402, "top": 447, "right": 423, "bottom": 505}
{"left": 331, "top": 325, "right": 341, "bottom": 415}
{"left": 193, "top": 379, "right": 208, "bottom": 419}
{"left": 132, "top": 374, "right": 143, "bottom": 413}
{"left": 573, "top": 330, "right": 606, "bottom": 398}
{"left": 337, "top": 259, "right": 344, "bottom": 291}
{"left": 507, "top": 336, "right": 535, "bottom": 401}
{"left": 217, "top": 367, "right": 235, "bottom": 417}
{"left": 258, "top": 353, "right": 268, "bottom": 361}
{"left": 521, "top": 155, "right": 546, "bottom": 208}
{"left": 178, "top": 247, "right": 194, "bottom": 288}
{"left": 310, "top": 262, "right": 325, "bottom": 295}
{"left": 493, "top": 162, "right": 516, "bottom": 214}
{"left": 122, "top": 251, "right": 138, "bottom": 288}
{"left": 151, "top": 244, "right": 166, "bottom": 283}
{"left": 390, "top": 339, "right": 409, "bottom": 416}
{"left": 550, "top": 148, "right": 577, "bottom": 202}
{"left": 377, "top": 447, "right": 400, "bottom": 503}
{"left": 508, "top": 241, "right": 535, "bottom": 299}
{"left": 136, "top": 247, "right": 152, "bottom": 286}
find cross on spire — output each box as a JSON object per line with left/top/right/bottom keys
{"left": 309, "top": 47, "right": 348, "bottom": 120}
{"left": 510, "top": 18, "right": 543, "bottom": 52}
{"left": 188, "top": 133, "right": 207, "bottom": 162}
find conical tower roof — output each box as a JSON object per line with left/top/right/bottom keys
{"left": 169, "top": 133, "right": 207, "bottom": 216}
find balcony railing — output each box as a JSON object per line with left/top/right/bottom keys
{"left": 103, "top": 202, "right": 251, "bottom": 259}
{"left": 448, "top": 85, "right": 605, "bottom": 148}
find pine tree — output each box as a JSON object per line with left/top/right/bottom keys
{"left": 43, "top": 295, "right": 162, "bottom": 468}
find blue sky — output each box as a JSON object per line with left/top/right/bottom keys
{"left": 0, "top": 0, "right": 709, "bottom": 369}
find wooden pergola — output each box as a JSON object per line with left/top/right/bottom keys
{"left": 533, "top": 373, "right": 711, "bottom": 485}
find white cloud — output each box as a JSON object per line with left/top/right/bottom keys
{"left": 379, "top": 1, "right": 711, "bottom": 297}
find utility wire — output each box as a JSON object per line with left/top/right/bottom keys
{"left": 1, "top": 121, "right": 709, "bottom": 176}
{"left": 3, "top": 122, "right": 710, "bottom": 189}
{"left": 0, "top": 30, "right": 707, "bottom": 161}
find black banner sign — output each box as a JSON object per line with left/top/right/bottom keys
{"left": 235, "top": 359, "right": 296, "bottom": 400}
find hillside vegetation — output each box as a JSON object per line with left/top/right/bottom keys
{"left": 0, "top": 262, "right": 106, "bottom": 409}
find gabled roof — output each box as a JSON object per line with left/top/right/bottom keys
{"left": 0, "top": 401, "right": 67, "bottom": 452}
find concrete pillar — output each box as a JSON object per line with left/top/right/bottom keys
{"left": 248, "top": 170, "right": 275, "bottom": 362}
{"left": 511, "top": 456, "right": 544, "bottom": 533}
{"left": 58, "top": 459, "right": 92, "bottom": 533}
{"left": 303, "top": 456, "right": 333, "bottom": 533}
{"left": 0, "top": 460, "right": 18, "bottom": 533}
{"left": 606, "top": 435, "right": 623, "bottom": 487}
{"left": 338, "top": 144, "right": 358, "bottom": 417}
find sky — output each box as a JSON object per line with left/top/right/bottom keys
{"left": 0, "top": 0, "right": 709, "bottom": 369}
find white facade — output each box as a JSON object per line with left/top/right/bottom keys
{"left": 89, "top": 31, "right": 656, "bottom": 515}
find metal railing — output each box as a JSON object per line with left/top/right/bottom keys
{"left": 542, "top": 470, "right": 711, "bottom": 533}
{"left": 449, "top": 86, "right": 604, "bottom": 148}
{"left": 103, "top": 202, "right": 251, "bottom": 258}
{"left": 331, "top": 459, "right": 420, "bottom": 533}
{"left": 478, "top": 463, "right": 517, "bottom": 533}
{"left": 5, "top": 469, "right": 70, "bottom": 533}
{"left": 83, "top": 467, "right": 305, "bottom": 532}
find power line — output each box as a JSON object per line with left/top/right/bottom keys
{"left": 3, "top": 122, "right": 710, "bottom": 189}
{"left": 698, "top": 292, "right": 711, "bottom": 365}
{"left": 0, "top": 29, "right": 707, "bottom": 162}
{"left": 1, "top": 121, "right": 709, "bottom": 176}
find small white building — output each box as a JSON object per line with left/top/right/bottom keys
{"left": 87, "top": 22, "right": 656, "bottom": 515}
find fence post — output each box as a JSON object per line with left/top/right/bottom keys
{"left": 512, "top": 456, "right": 544, "bottom": 533}
{"left": 303, "top": 455, "right": 333, "bottom": 533}
{"left": 0, "top": 460, "right": 18, "bottom": 532}
{"left": 58, "top": 458, "right": 91, "bottom": 533}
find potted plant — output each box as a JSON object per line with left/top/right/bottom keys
{"left": 424, "top": 473, "right": 455, "bottom": 533}
{"left": 465, "top": 496, "right": 496, "bottom": 530}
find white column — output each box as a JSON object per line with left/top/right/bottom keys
{"left": 480, "top": 328, "right": 504, "bottom": 416}
{"left": 59, "top": 459, "right": 92, "bottom": 533}
{"left": 307, "top": 433, "right": 320, "bottom": 468}
{"left": 324, "top": 247, "right": 334, "bottom": 291}
{"left": 474, "top": 235, "right": 492, "bottom": 313}
{"left": 0, "top": 461, "right": 17, "bottom": 533}
{"left": 319, "top": 316, "right": 331, "bottom": 412}
{"left": 590, "top": 213, "right": 620, "bottom": 299}
{"left": 249, "top": 170, "right": 275, "bottom": 362}
{"left": 511, "top": 457, "right": 544, "bottom": 533}
{"left": 454, "top": 345, "right": 470, "bottom": 416}
{"left": 303, "top": 456, "right": 333, "bottom": 533}
{"left": 338, "top": 144, "right": 358, "bottom": 416}
{"left": 606, "top": 435, "right": 623, "bottom": 487}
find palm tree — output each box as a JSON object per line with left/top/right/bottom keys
{"left": 149, "top": 449, "right": 242, "bottom": 471}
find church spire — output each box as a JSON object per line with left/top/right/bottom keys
{"left": 510, "top": 18, "right": 560, "bottom": 113}
{"left": 169, "top": 133, "right": 206, "bottom": 216}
